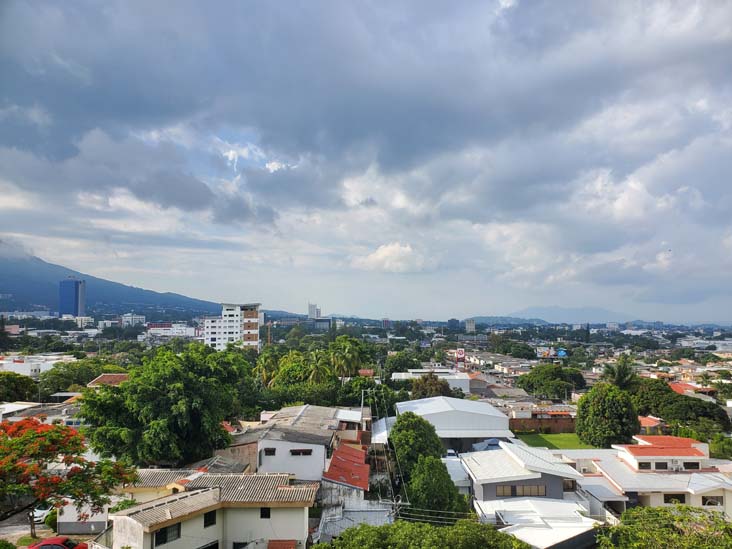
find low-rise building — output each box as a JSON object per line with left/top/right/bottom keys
{"left": 93, "top": 473, "right": 318, "bottom": 549}
{"left": 392, "top": 396, "right": 514, "bottom": 452}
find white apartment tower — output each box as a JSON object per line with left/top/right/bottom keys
{"left": 465, "top": 318, "right": 476, "bottom": 333}
{"left": 308, "top": 302, "right": 319, "bottom": 319}
{"left": 204, "top": 303, "right": 261, "bottom": 351}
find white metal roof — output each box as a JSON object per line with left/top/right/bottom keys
{"left": 461, "top": 442, "right": 582, "bottom": 484}
{"left": 396, "top": 396, "right": 507, "bottom": 419}
{"left": 371, "top": 416, "right": 396, "bottom": 445}
{"left": 475, "top": 498, "right": 598, "bottom": 549}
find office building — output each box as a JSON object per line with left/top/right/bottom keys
{"left": 308, "top": 302, "right": 321, "bottom": 319}
{"left": 465, "top": 318, "right": 476, "bottom": 333}
{"left": 58, "top": 278, "right": 86, "bottom": 317}
{"left": 120, "top": 313, "right": 146, "bottom": 327}
{"left": 204, "top": 303, "right": 261, "bottom": 351}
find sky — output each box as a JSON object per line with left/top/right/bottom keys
{"left": 1, "top": 1, "right": 732, "bottom": 323}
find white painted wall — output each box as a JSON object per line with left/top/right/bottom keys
{"left": 111, "top": 507, "right": 308, "bottom": 549}
{"left": 257, "top": 439, "right": 326, "bottom": 481}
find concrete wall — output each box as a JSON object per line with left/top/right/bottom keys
{"left": 256, "top": 439, "right": 326, "bottom": 481}
{"left": 476, "top": 474, "right": 565, "bottom": 501}
{"left": 319, "top": 480, "right": 365, "bottom": 507}
{"left": 111, "top": 507, "right": 308, "bottom": 549}
{"left": 509, "top": 417, "right": 576, "bottom": 434}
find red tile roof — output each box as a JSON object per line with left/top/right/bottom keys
{"left": 622, "top": 445, "right": 704, "bottom": 457}
{"left": 669, "top": 382, "right": 704, "bottom": 395}
{"left": 323, "top": 445, "right": 369, "bottom": 491}
{"left": 638, "top": 416, "right": 661, "bottom": 428}
{"left": 358, "top": 369, "right": 374, "bottom": 377}
{"left": 268, "top": 541, "right": 297, "bottom": 549}
{"left": 87, "top": 373, "right": 130, "bottom": 387}
{"left": 635, "top": 435, "right": 698, "bottom": 447}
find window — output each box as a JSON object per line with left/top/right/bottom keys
{"left": 197, "top": 543, "right": 219, "bottom": 549}
{"left": 204, "top": 510, "right": 216, "bottom": 527}
{"left": 290, "top": 448, "right": 313, "bottom": 456}
{"left": 264, "top": 448, "right": 276, "bottom": 456}
{"left": 155, "top": 523, "right": 181, "bottom": 546}
{"left": 702, "top": 495, "right": 723, "bottom": 506}
{"left": 664, "top": 494, "right": 686, "bottom": 504}
{"left": 516, "top": 485, "right": 546, "bottom": 497}
{"left": 496, "top": 485, "right": 512, "bottom": 497}
{"left": 654, "top": 462, "right": 668, "bottom": 470}
{"left": 638, "top": 462, "right": 652, "bottom": 470}
{"left": 684, "top": 462, "right": 700, "bottom": 470}
{"left": 260, "top": 507, "right": 271, "bottom": 519}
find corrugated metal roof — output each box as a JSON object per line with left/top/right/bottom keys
{"left": 184, "top": 473, "right": 319, "bottom": 503}
{"left": 396, "top": 396, "right": 507, "bottom": 419}
{"left": 113, "top": 488, "right": 220, "bottom": 528}
{"left": 133, "top": 469, "right": 199, "bottom": 487}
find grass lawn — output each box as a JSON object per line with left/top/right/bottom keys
{"left": 517, "top": 432, "right": 596, "bottom": 449}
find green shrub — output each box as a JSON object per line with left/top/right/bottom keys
{"left": 0, "top": 540, "right": 17, "bottom": 549}
{"left": 44, "top": 509, "right": 58, "bottom": 531}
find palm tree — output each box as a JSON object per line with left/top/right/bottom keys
{"left": 307, "top": 350, "right": 332, "bottom": 384}
{"left": 698, "top": 372, "right": 712, "bottom": 388}
{"left": 602, "top": 356, "right": 638, "bottom": 391}
{"left": 254, "top": 347, "right": 279, "bottom": 387}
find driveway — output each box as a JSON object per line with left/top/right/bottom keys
{"left": 0, "top": 510, "right": 52, "bottom": 545}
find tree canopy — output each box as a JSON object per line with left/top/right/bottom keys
{"left": 516, "top": 364, "right": 585, "bottom": 399}
{"left": 0, "top": 418, "right": 135, "bottom": 535}
{"left": 407, "top": 456, "right": 469, "bottom": 516}
{"left": 324, "top": 519, "right": 529, "bottom": 549}
{"left": 602, "top": 354, "right": 638, "bottom": 390}
{"left": 597, "top": 505, "right": 732, "bottom": 549}
{"left": 0, "top": 371, "right": 37, "bottom": 402}
{"left": 80, "top": 344, "right": 246, "bottom": 466}
{"left": 389, "top": 412, "right": 444, "bottom": 480}
{"left": 576, "top": 383, "right": 639, "bottom": 448}
{"left": 411, "top": 373, "right": 452, "bottom": 400}
{"left": 39, "top": 358, "right": 126, "bottom": 400}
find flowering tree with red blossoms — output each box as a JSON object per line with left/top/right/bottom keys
{"left": 0, "top": 418, "right": 136, "bottom": 536}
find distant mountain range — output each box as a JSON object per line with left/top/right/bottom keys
{"left": 508, "top": 306, "right": 632, "bottom": 324}
{"left": 466, "top": 316, "right": 548, "bottom": 326}
{"left": 0, "top": 240, "right": 220, "bottom": 314}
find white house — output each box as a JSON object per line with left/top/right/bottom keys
{"left": 395, "top": 396, "right": 514, "bottom": 452}
{"left": 554, "top": 435, "right": 732, "bottom": 518}
{"left": 92, "top": 473, "right": 318, "bottom": 549}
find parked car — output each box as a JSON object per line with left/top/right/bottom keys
{"left": 28, "top": 536, "right": 87, "bottom": 549}
{"left": 32, "top": 502, "right": 54, "bottom": 524}
{"left": 446, "top": 449, "right": 458, "bottom": 457}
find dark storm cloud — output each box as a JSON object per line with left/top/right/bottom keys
{"left": 1, "top": 0, "right": 732, "bottom": 316}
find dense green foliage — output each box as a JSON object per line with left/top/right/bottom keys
{"left": 0, "top": 371, "right": 37, "bottom": 402}
{"left": 597, "top": 505, "right": 732, "bottom": 548}
{"left": 324, "top": 519, "right": 530, "bottom": 549}
{"left": 80, "top": 344, "right": 246, "bottom": 465}
{"left": 601, "top": 355, "right": 638, "bottom": 390}
{"left": 407, "top": 456, "right": 469, "bottom": 515}
{"left": 411, "top": 373, "right": 453, "bottom": 400}
{"left": 0, "top": 540, "right": 16, "bottom": 549}
{"left": 516, "top": 364, "right": 585, "bottom": 399}
{"left": 630, "top": 378, "right": 731, "bottom": 431}
{"left": 389, "top": 412, "right": 444, "bottom": 480}
{"left": 576, "top": 383, "right": 639, "bottom": 448}
{"left": 39, "top": 357, "right": 126, "bottom": 399}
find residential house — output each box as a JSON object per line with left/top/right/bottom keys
{"left": 638, "top": 415, "right": 665, "bottom": 435}
{"left": 87, "top": 373, "right": 130, "bottom": 388}
{"left": 215, "top": 405, "right": 368, "bottom": 481}
{"left": 554, "top": 435, "right": 732, "bottom": 519}
{"left": 92, "top": 473, "right": 318, "bottom": 549}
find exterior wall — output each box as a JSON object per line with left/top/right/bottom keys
{"left": 58, "top": 499, "right": 120, "bottom": 535}
{"left": 256, "top": 439, "right": 326, "bottom": 481}
{"left": 510, "top": 417, "right": 576, "bottom": 434}
{"left": 110, "top": 507, "right": 308, "bottom": 549}
{"left": 111, "top": 516, "right": 146, "bottom": 549}
{"left": 223, "top": 507, "right": 308, "bottom": 548}
{"left": 476, "top": 474, "right": 565, "bottom": 501}
{"left": 120, "top": 486, "right": 176, "bottom": 503}
{"left": 204, "top": 304, "right": 260, "bottom": 351}
{"left": 319, "top": 480, "right": 365, "bottom": 507}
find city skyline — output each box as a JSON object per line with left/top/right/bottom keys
{"left": 2, "top": 2, "right": 732, "bottom": 322}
